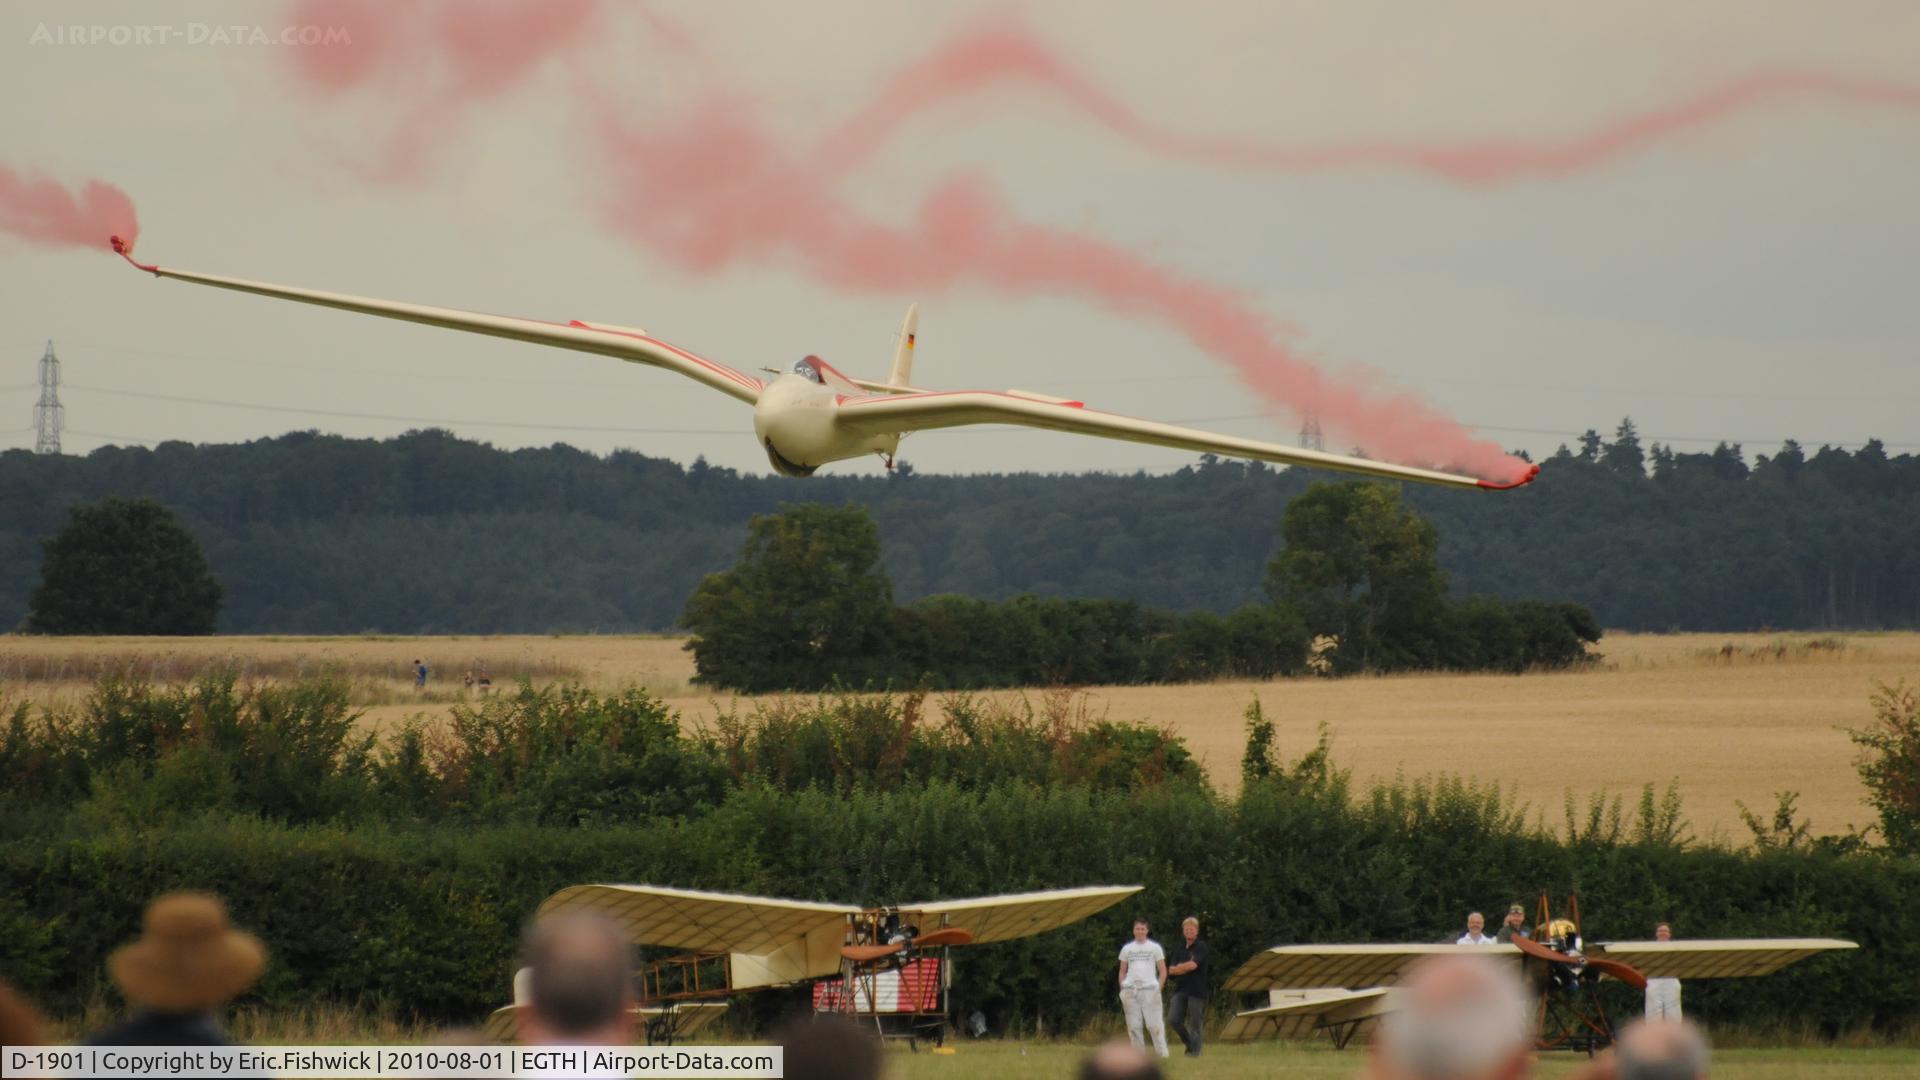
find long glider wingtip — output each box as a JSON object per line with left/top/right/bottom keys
{"left": 1475, "top": 462, "right": 1541, "bottom": 491}
{"left": 109, "top": 234, "right": 159, "bottom": 274}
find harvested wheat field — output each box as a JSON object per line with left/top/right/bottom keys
{"left": 3, "top": 631, "right": 1913, "bottom": 840}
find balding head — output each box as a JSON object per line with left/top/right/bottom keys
{"left": 1375, "top": 955, "right": 1530, "bottom": 1080}
{"left": 519, "top": 912, "right": 634, "bottom": 1044}
{"left": 1079, "top": 1039, "right": 1163, "bottom": 1080}
{"left": 1615, "top": 1020, "right": 1710, "bottom": 1080}
{"left": 775, "top": 1013, "right": 884, "bottom": 1080}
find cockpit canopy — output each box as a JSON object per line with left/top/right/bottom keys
{"left": 791, "top": 357, "right": 822, "bottom": 383}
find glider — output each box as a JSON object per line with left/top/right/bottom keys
{"left": 1220, "top": 895, "right": 1856, "bottom": 1053}
{"left": 110, "top": 237, "right": 1536, "bottom": 489}
{"left": 482, "top": 882, "right": 1140, "bottom": 1046}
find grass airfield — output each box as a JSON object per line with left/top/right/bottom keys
{"left": 878, "top": 1041, "right": 1917, "bottom": 1079}
{"left": 4, "top": 630, "right": 1915, "bottom": 840}
{"left": 57, "top": 1007, "right": 1908, "bottom": 1078}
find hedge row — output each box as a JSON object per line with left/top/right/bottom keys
{"left": 0, "top": 676, "right": 1200, "bottom": 827}
{"left": 4, "top": 779, "right": 1911, "bottom": 1035}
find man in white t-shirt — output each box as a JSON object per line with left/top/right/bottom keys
{"left": 1115, "top": 918, "right": 1169, "bottom": 1058}
{"left": 1456, "top": 912, "right": 1496, "bottom": 945}
{"left": 1644, "top": 922, "right": 1683, "bottom": 1020}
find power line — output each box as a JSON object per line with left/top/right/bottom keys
{"left": 1, "top": 336, "right": 650, "bottom": 391}
{"left": 66, "top": 429, "right": 159, "bottom": 447}
{"left": 37, "top": 380, "right": 1920, "bottom": 453}
{"left": 60, "top": 383, "right": 735, "bottom": 436}
{"left": 1172, "top": 412, "right": 1920, "bottom": 450}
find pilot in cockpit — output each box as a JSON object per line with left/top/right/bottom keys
{"left": 792, "top": 358, "right": 822, "bottom": 383}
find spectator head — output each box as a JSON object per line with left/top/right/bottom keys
{"left": 518, "top": 912, "right": 634, "bottom": 1045}
{"left": 1078, "top": 1038, "right": 1163, "bottom": 1080}
{"left": 108, "top": 893, "right": 266, "bottom": 1013}
{"left": 1375, "top": 955, "right": 1530, "bottom": 1080}
{"left": 1465, "top": 912, "right": 1486, "bottom": 936}
{"left": 1182, "top": 916, "right": 1199, "bottom": 942}
{"left": 0, "top": 979, "right": 49, "bottom": 1047}
{"left": 1132, "top": 918, "right": 1149, "bottom": 940}
{"left": 1655, "top": 922, "right": 1673, "bottom": 942}
{"left": 1504, "top": 905, "right": 1526, "bottom": 928}
{"left": 1615, "top": 1019, "right": 1710, "bottom": 1080}
{"left": 774, "top": 1013, "right": 883, "bottom": 1080}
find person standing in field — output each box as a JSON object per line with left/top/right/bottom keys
{"left": 1645, "top": 922, "right": 1683, "bottom": 1020}
{"left": 1164, "top": 916, "right": 1209, "bottom": 1057}
{"left": 414, "top": 658, "right": 428, "bottom": 690}
{"left": 1116, "top": 918, "right": 1169, "bottom": 1058}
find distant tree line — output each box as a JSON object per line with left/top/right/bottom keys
{"left": 681, "top": 487, "right": 1599, "bottom": 691}
{"left": 3, "top": 421, "right": 1915, "bottom": 632}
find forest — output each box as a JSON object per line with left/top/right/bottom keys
{"left": 2, "top": 420, "right": 1915, "bottom": 633}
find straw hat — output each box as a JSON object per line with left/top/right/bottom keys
{"left": 108, "top": 893, "right": 266, "bottom": 1011}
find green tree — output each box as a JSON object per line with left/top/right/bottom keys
{"left": 1603, "top": 417, "right": 1645, "bottom": 477}
{"left": 1850, "top": 681, "right": 1920, "bottom": 855}
{"left": 25, "top": 498, "right": 222, "bottom": 634}
{"left": 1265, "top": 482, "right": 1447, "bottom": 673}
{"left": 1577, "top": 429, "right": 1604, "bottom": 462}
{"left": 681, "top": 504, "right": 894, "bottom": 692}
{"left": 1241, "top": 696, "right": 1276, "bottom": 785}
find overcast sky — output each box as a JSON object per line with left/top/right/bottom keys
{"left": 3, "top": 1, "right": 1917, "bottom": 476}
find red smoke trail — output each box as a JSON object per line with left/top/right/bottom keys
{"left": 592, "top": 101, "right": 1527, "bottom": 480}
{"left": 822, "top": 20, "right": 1920, "bottom": 181}
{"left": 274, "top": 8, "right": 1913, "bottom": 481}
{"left": 0, "top": 164, "right": 139, "bottom": 251}
{"left": 285, "top": 0, "right": 600, "bottom": 178}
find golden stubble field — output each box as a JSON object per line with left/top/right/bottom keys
{"left": 4, "top": 631, "right": 1915, "bottom": 840}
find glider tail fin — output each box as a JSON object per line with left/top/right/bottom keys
{"left": 887, "top": 303, "right": 918, "bottom": 388}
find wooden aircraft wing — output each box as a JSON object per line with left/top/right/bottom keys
{"left": 1224, "top": 943, "right": 1522, "bottom": 992}
{"left": 1218, "top": 988, "right": 1400, "bottom": 1043}
{"left": 483, "top": 1002, "right": 725, "bottom": 1044}
{"left": 1588, "top": 938, "right": 1858, "bottom": 980}
{"left": 901, "top": 885, "right": 1143, "bottom": 945}
{"left": 832, "top": 390, "right": 1538, "bottom": 490}
{"left": 537, "top": 884, "right": 857, "bottom": 955}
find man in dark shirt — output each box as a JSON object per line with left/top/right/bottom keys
{"left": 1164, "top": 916, "right": 1209, "bottom": 1057}
{"left": 1495, "top": 903, "right": 1532, "bottom": 944}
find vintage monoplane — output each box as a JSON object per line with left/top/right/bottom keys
{"left": 110, "top": 236, "right": 1537, "bottom": 490}
{"left": 1219, "top": 895, "right": 1856, "bottom": 1054}
{"left": 483, "top": 882, "right": 1141, "bottom": 1046}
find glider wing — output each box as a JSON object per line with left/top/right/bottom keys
{"left": 111, "top": 238, "right": 762, "bottom": 404}
{"left": 832, "top": 390, "right": 1534, "bottom": 490}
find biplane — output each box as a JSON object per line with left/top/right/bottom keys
{"left": 1220, "top": 894, "right": 1856, "bottom": 1054}
{"left": 485, "top": 882, "right": 1141, "bottom": 1047}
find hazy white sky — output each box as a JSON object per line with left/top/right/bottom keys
{"left": 3, "top": 1, "right": 1917, "bottom": 475}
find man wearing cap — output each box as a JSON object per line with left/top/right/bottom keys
{"left": 86, "top": 892, "right": 266, "bottom": 1046}
{"left": 1495, "top": 905, "right": 1531, "bottom": 944}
